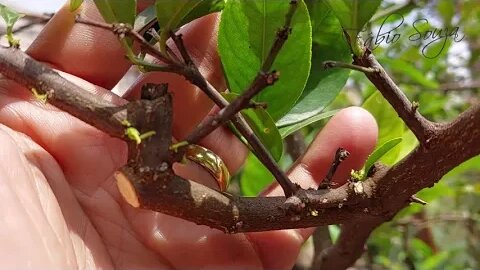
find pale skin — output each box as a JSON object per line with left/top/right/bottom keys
{"left": 0, "top": 2, "right": 378, "bottom": 269}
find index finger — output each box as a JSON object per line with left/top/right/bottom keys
{"left": 27, "top": 2, "right": 143, "bottom": 89}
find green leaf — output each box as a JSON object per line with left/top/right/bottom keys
{"left": 155, "top": 0, "right": 224, "bottom": 53}
{"left": 240, "top": 153, "right": 274, "bottom": 196}
{"left": 364, "top": 137, "right": 402, "bottom": 175}
{"left": 218, "top": 0, "right": 312, "bottom": 121}
{"left": 278, "top": 109, "right": 338, "bottom": 138}
{"left": 379, "top": 58, "right": 439, "bottom": 89}
{"left": 277, "top": 0, "right": 350, "bottom": 127}
{"left": 0, "top": 4, "right": 24, "bottom": 47}
{"left": 396, "top": 128, "right": 418, "bottom": 162}
{"left": 328, "top": 225, "right": 341, "bottom": 243}
{"left": 326, "top": 0, "right": 381, "bottom": 54}
{"left": 362, "top": 91, "right": 405, "bottom": 165}
{"left": 94, "top": 0, "right": 137, "bottom": 58}
{"left": 179, "top": 0, "right": 224, "bottom": 26}
{"left": 94, "top": 0, "right": 136, "bottom": 25}
{"left": 418, "top": 251, "right": 449, "bottom": 270}
{"left": 223, "top": 93, "right": 283, "bottom": 161}
{"left": 70, "top": 0, "right": 84, "bottom": 11}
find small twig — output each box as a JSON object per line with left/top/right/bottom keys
{"left": 323, "top": 60, "right": 380, "bottom": 74}
{"left": 184, "top": 71, "right": 279, "bottom": 145}
{"left": 170, "top": 32, "right": 195, "bottom": 66}
{"left": 261, "top": 0, "right": 298, "bottom": 72}
{"left": 146, "top": 28, "right": 181, "bottom": 63}
{"left": 353, "top": 53, "right": 436, "bottom": 145}
{"left": 439, "top": 80, "right": 480, "bottom": 92}
{"left": 75, "top": 16, "right": 176, "bottom": 66}
{"left": 318, "top": 148, "right": 350, "bottom": 189}
{"left": 246, "top": 101, "right": 268, "bottom": 109}
{"left": 394, "top": 214, "right": 477, "bottom": 227}
{"left": 170, "top": 0, "right": 301, "bottom": 197}
{"left": 8, "top": 13, "right": 53, "bottom": 34}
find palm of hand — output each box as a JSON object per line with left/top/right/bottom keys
{"left": 0, "top": 3, "right": 377, "bottom": 270}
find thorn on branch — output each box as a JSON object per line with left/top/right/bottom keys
{"left": 318, "top": 148, "right": 350, "bottom": 189}
{"left": 409, "top": 195, "right": 428, "bottom": 205}
{"left": 246, "top": 101, "right": 268, "bottom": 110}
{"left": 323, "top": 60, "right": 380, "bottom": 74}
{"left": 170, "top": 32, "right": 194, "bottom": 66}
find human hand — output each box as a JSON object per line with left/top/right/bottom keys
{"left": 0, "top": 2, "right": 377, "bottom": 269}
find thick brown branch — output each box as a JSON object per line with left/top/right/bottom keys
{"left": 0, "top": 46, "right": 125, "bottom": 138}
{"left": 316, "top": 218, "right": 383, "bottom": 270}
{"left": 117, "top": 100, "right": 480, "bottom": 234}
{"left": 353, "top": 53, "right": 436, "bottom": 145}
{"left": 317, "top": 104, "right": 480, "bottom": 269}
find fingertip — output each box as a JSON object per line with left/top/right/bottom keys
{"left": 27, "top": 3, "right": 130, "bottom": 89}
{"left": 263, "top": 106, "right": 378, "bottom": 196}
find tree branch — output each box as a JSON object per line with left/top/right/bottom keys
{"left": 173, "top": 0, "right": 300, "bottom": 196}
{"left": 0, "top": 41, "right": 479, "bottom": 246}
{"left": 184, "top": 71, "right": 279, "bottom": 146}
{"left": 0, "top": 46, "right": 126, "bottom": 138}
{"left": 77, "top": 4, "right": 300, "bottom": 196}
{"left": 317, "top": 104, "right": 480, "bottom": 269}
{"left": 353, "top": 52, "right": 437, "bottom": 145}
{"left": 439, "top": 79, "right": 480, "bottom": 92}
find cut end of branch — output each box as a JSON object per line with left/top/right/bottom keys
{"left": 115, "top": 171, "right": 140, "bottom": 208}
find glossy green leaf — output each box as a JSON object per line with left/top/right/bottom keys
{"left": 396, "top": 128, "right": 418, "bottom": 162}
{"left": 218, "top": 0, "right": 312, "bottom": 120}
{"left": 326, "top": 0, "right": 381, "bottom": 53}
{"left": 364, "top": 137, "right": 402, "bottom": 175}
{"left": 94, "top": 0, "right": 136, "bottom": 25}
{"left": 94, "top": 0, "right": 137, "bottom": 58}
{"left": 277, "top": 0, "right": 350, "bottom": 127}
{"left": 362, "top": 91, "right": 405, "bottom": 165}
{"left": 70, "top": 0, "right": 84, "bottom": 11}
{"left": 0, "top": 4, "right": 24, "bottom": 47}
{"left": 278, "top": 109, "right": 338, "bottom": 138}
{"left": 223, "top": 93, "right": 283, "bottom": 161}
{"left": 240, "top": 153, "right": 274, "bottom": 196}
{"left": 155, "top": 0, "right": 224, "bottom": 53}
